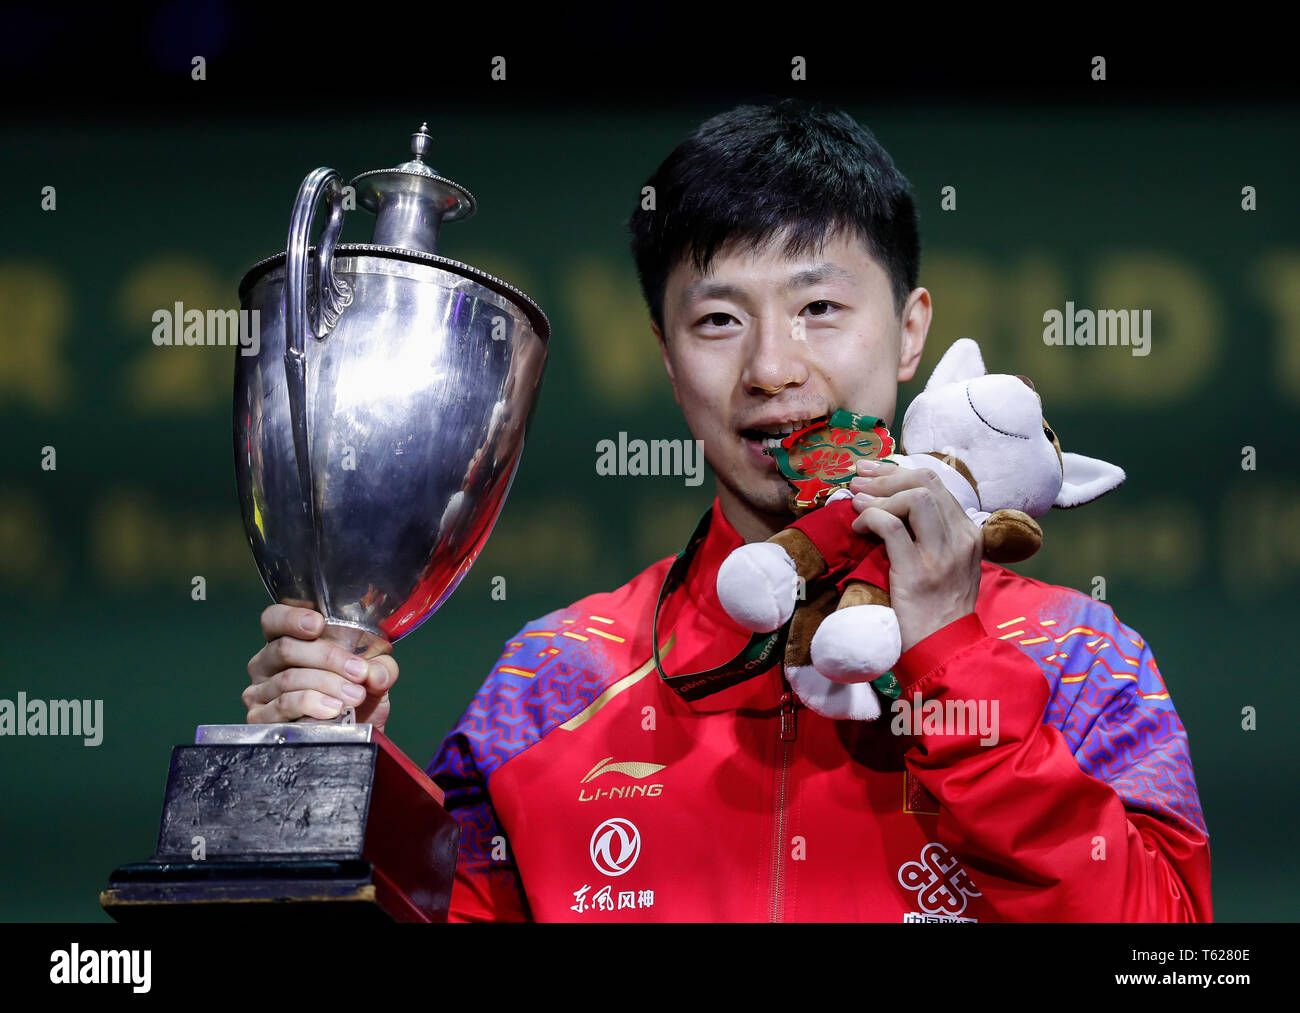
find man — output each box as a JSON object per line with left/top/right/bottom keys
{"left": 243, "top": 100, "right": 1211, "bottom": 922}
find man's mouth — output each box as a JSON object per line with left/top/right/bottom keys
{"left": 739, "top": 416, "right": 829, "bottom": 450}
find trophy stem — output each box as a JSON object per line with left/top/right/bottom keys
{"left": 293, "top": 621, "right": 392, "bottom": 726}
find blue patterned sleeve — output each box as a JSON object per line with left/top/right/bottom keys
{"left": 1037, "top": 596, "right": 1208, "bottom": 837}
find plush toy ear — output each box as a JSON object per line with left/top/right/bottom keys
{"left": 923, "top": 337, "right": 987, "bottom": 391}
{"left": 1054, "top": 452, "right": 1126, "bottom": 508}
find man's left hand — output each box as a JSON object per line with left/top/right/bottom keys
{"left": 848, "top": 458, "right": 983, "bottom": 654}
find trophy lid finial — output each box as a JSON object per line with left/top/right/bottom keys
{"left": 411, "top": 123, "right": 433, "bottom": 162}
{"left": 395, "top": 123, "right": 438, "bottom": 177}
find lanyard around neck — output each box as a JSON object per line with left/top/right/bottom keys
{"left": 652, "top": 507, "right": 788, "bottom": 701}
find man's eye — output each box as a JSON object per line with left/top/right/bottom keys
{"left": 699, "top": 312, "right": 736, "bottom": 327}
{"left": 804, "top": 301, "right": 836, "bottom": 316}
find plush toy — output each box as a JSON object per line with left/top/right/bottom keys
{"left": 716, "top": 337, "right": 1127, "bottom": 721}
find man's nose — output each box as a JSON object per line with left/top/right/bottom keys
{"left": 744, "top": 315, "right": 809, "bottom": 394}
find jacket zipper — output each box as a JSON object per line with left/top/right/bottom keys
{"left": 770, "top": 673, "right": 798, "bottom": 922}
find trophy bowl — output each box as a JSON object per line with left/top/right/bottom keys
{"left": 234, "top": 126, "right": 549, "bottom": 685}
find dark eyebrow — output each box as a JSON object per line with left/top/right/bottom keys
{"left": 681, "top": 280, "right": 745, "bottom": 305}
{"left": 785, "top": 264, "right": 854, "bottom": 290}
{"left": 681, "top": 263, "right": 854, "bottom": 306}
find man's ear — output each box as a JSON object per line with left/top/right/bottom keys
{"left": 654, "top": 322, "right": 681, "bottom": 405}
{"left": 897, "top": 287, "right": 931, "bottom": 384}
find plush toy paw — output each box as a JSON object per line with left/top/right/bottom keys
{"left": 786, "top": 663, "right": 883, "bottom": 721}
{"left": 809, "top": 603, "right": 901, "bottom": 683}
{"left": 717, "top": 542, "right": 798, "bottom": 632}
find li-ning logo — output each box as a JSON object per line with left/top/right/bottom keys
{"left": 581, "top": 757, "right": 665, "bottom": 782}
{"left": 897, "top": 842, "right": 982, "bottom": 918}
{"left": 578, "top": 757, "right": 666, "bottom": 802}
{"left": 590, "top": 818, "right": 641, "bottom": 877}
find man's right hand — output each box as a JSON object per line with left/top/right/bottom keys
{"left": 244, "top": 605, "right": 398, "bottom": 729}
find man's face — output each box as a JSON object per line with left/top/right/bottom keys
{"left": 655, "top": 225, "right": 931, "bottom": 530}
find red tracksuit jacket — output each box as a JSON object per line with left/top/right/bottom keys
{"left": 426, "top": 496, "right": 1212, "bottom": 922}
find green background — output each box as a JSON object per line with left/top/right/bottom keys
{"left": 1, "top": 106, "right": 1296, "bottom": 920}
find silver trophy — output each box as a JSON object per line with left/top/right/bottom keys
{"left": 102, "top": 126, "right": 548, "bottom": 922}
{"left": 235, "top": 123, "right": 548, "bottom": 717}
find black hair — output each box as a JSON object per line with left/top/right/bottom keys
{"left": 626, "top": 98, "right": 919, "bottom": 337}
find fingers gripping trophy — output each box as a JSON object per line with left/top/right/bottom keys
{"left": 101, "top": 125, "right": 549, "bottom": 922}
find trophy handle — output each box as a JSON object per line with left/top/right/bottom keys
{"left": 283, "top": 168, "right": 361, "bottom": 724}
{"left": 287, "top": 167, "right": 353, "bottom": 341}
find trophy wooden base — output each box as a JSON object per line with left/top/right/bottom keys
{"left": 102, "top": 728, "right": 459, "bottom": 923}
